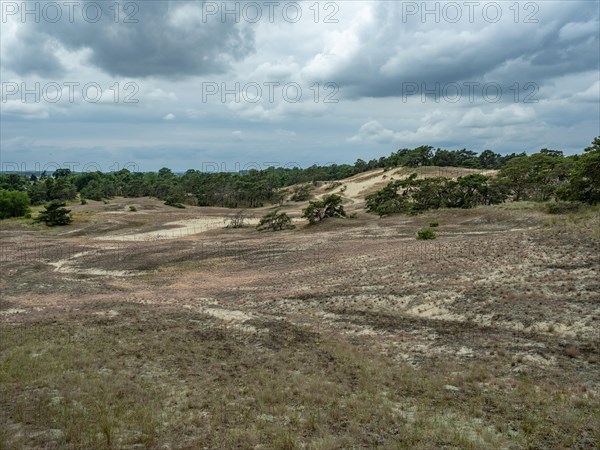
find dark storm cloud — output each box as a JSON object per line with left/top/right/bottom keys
{"left": 6, "top": 1, "right": 255, "bottom": 78}
{"left": 305, "top": 1, "right": 599, "bottom": 100}
{"left": 4, "top": 31, "right": 66, "bottom": 77}
{"left": 2, "top": 0, "right": 597, "bottom": 168}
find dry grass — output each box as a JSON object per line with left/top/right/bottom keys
{"left": 1, "top": 308, "right": 597, "bottom": 449}
{"left": 1, "top": 197, "right": 599, "bottom": 449}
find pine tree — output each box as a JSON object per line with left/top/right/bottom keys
{"left": 36, "top": 201, "right": 72, "bottom": 226}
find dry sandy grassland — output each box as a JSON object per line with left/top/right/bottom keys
{"left": 1, "top": 176, "right": 599, "bottom": 449}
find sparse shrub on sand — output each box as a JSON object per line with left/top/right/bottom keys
{"left": 302, "top": 194, "right": 346, "bottom": 224}
{"left": 291, "top": 184, "right": 312, "bottom": 202}
{"left": 256, "top": 209, "right": 295, "bottom": 231}
{"left": 226, "top": 210, "right": 248, "bottom": 228}
{"left": 325, "top": 182, "right": 342, "bottom": 191}
{"left": 416, "top": 228, "right": 436, "bottom": 240}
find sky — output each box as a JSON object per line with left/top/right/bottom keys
{"left": 1, "top": 0, "right": 599, "bottom": 172}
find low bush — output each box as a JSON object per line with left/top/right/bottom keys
{"left": 416, "top": 228, "right": 436, "bottom": 240}
{"left": 302, "top": 194, "right": 346, "bottom": 224}
{"left": 291, "top": 184, "right": 312, "bottom": 202}
{"left": 164, "top": 197, "right": 185, "bottom": 208}
{"left": 256, "top": 209, "right": 295, "bottom": 231}
{"left": 227, "top": 210, "right": 248, "bottom": 228}
{"left": 0, "top": 189, "right": 31, "bottom": 219}
{"left": 546, "top": 202, "right": 582, "bottom": 214}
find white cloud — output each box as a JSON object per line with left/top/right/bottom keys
{"left": 559, "top": 21, "right": 599, "bottom": 41}
{"left": 1, "top": 1, "right": 598, "bottom": 169}
{"left": 572, "top": 80, "right": 600, "bottom": 103}
{"left": 459, "top": 105, "right": 536, "bottom": 128}
{"left": 147, "top": 89, "right": 178, "bottom": 101}
{"left": 225, "top": 95, "right": 329, "bottom": 122}
{"left": 275, "top": 129, "right": 296, "bottom": 138}
{"left": 348, "top": 120, "right": 403, "bottom": 144}
{"left": 1, "top": 101, "right": 49, "bottom": 119}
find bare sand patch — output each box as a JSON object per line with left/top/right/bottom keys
{"left": 93, "top": 217, "right": 259, "bottom": 241}
{"left": 202, "top": 307, "right": 253, "bottom": 322}
{"left": 94, "top": 310, "right": 120, "bottom": 318}
{"left": 0, "top": 308, "right": 28, "bottom": 315}
{"left": 320, "top": 167, "right": 499, "bottom": 204}
{"left": 48, "top": 250, "right": 141, "bottom": 277}
{"left": 92, "top": 216, "right": 307, "bottom": 241}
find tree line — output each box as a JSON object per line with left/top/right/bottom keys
{"left": 1, "top": 138, "right": 598, "bottom": 221}
{"left": 366, "top": 139, "right": 600, "bottom": 216}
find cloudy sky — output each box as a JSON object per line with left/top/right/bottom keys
{"left": 1, "top": 0, "right": 599, "bottom": 172}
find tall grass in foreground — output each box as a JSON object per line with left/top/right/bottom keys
{"left": 1, "top": 308, "right": 598, "bottom": 449}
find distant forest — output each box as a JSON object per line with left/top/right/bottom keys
{"left": 1, "top": 138, "right": 599, "bottom": 219}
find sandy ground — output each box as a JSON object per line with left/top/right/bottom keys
{"left": 1, "top": 170, "right": 598, "bottom": 445}
{"left": 313, "top": 167, "right": 498, "bottom": 207}
{"left": 2, "top": 194, "right": 598, "bottom": 348}
{"left": 93, "top": 217, "right": 253, "bottom": 241}
{"left": 1, "top": 189, "right": 598, "bottom": 448}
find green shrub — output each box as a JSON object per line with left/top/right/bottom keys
{"left": 0, "top": 189, "right": 31, "bottom": 219}
{"left": 546, "top": 202, "right": 582, "bottom": 214}
{"left": 291, "top": 184, "right": 312, "bottom": 202}
{"left": 129, "top": 205, "right": 137, "bottom": 212}
{"left": 416, "top": 228, "right": 436, "bottom": 240}
{"left": 35, "top": 201, "right": 72, "bottom": 226}
{"left": 256, "top": 209, "right": 295, "bottom": 231}
{"left": 429, "top": 221, "right": 439, "bottom": 227}
{"left": 366, "top": 173, "right": 508, "bottom": 216}
{"left": 80, "top": 198, "right": 88, "bottom": 205}
{"left": 164, "top": 196, "right": 186, "bottom": 209}
{"left": 325, "top": 182, "right": 342, "bottom": 191}
{"left": 302, "top": 194, "right": 346, "bottom": 224}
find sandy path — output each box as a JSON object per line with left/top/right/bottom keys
{"left": 93, "top": 217, "right": 260, "bottom": 241}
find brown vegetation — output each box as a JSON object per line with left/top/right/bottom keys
{"left": 1, "top": 194, "right": 598, "bottom": 449}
